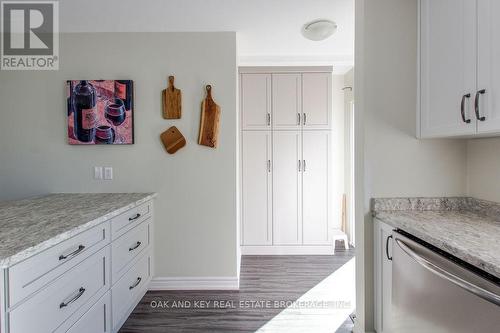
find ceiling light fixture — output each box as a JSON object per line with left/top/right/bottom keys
{"left": 301, "top": 19, "right": 338, "bottom": 41}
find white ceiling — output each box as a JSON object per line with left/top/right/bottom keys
{"left": 59, "top": 0, "right": 354, "bottom": 72}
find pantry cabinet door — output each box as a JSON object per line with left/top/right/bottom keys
{"left": 302, "top": 73, "right": 332, "bottom": 130}
{"left": 419, "top": 0, "right": 477, "bottom": 137}
{"left": 272, "top": 131, "right": 302, "bottom": 245}
{"left": 477, "top": 0, "right": 500, "bottom": 134}
{"left": 272, "top": 74, "right": 302, "bottom": 130}
{"left": 241, "top": 131, "right": 272, "bottom": 245}
{"left": 302, "top": 131, "right": 330, "bottom": 245}
{"left": 241, "top": 74, "right": 271, "bottom": 130}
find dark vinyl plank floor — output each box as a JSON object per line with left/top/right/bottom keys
{"left": 120, "top": 249, "right": 355, "bottom": 333}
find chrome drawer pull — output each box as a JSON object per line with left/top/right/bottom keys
{"left": 59, "top": 287, "right": 85, "bottom": 308}
{"left": 129, "top": 241, "right": 142, "bottom": 252}
{"left": 129, "top": 213, "right": 141, "bottom": 221}
{"left": 129, "top": 277, "right": 142, "bottom": 290}
{"left": 59, "top": 245, "right": 85, "bottom": 261}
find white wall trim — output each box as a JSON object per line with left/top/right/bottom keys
{"left": 149, "top": 276, "right": 240, "bottom": 291}
{"left": 241, "top": 245, "right": 334, "bottom": 255}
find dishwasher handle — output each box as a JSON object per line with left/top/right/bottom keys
{"left": 395, "top": 238, "right": 500, "bottom": 306}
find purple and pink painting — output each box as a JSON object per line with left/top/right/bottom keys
{"left": 67, "top": 80, "right": 134, "bottom": 145}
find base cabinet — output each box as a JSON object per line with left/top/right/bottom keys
{"left": 0, "top": 200, "right": 155, "bottom": 333}
{"left": 64, "top": 292, "right": 111, "bottom": 333}
{"left": 374, "top": 219, "right": 394, "bottom": 333}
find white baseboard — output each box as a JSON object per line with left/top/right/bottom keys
{"left": 241, "top": 245, "right": 334, "bottom": 255}
{"left": 149, "top": 276, "right": 240, "bottom": 291}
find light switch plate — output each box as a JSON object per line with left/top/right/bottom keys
{"left": 94, "top": 166, "right": 103, "bottom": 180}
{"left": 104, "top": 167, "right": 113, "bottom": 180}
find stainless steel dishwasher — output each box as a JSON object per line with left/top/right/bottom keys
{"left": 390, "top": 230, "right": 500, "bottom": 333}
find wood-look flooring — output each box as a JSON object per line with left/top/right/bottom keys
{"left": 120, "top": 249, "right": 355, "bottom": 333}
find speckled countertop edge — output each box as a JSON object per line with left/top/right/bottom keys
{"left": 372, "top": 197, "right": 500, "bottom": 278}
{"left": 0, "top": 193, "right": 157, "bottom": 268}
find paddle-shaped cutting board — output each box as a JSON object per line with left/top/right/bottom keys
{"left": 198, "top": 85, "right": 221, "bottom": 148}
{"left": 162, "top": 76, "right": 182, "bottom": 119}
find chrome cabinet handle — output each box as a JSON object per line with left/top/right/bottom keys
{"left": 59, "top": 245, "right": 85, "bottom": 261}
{"left": 129, "top": 213, "right": 141, "bottom": 221}
{"left": 298, "top": 160, "right": 301, "bottom": 172}
{"left": 60, "top": 287, "right": 86, "bottom": 308}
{"left": 303, "top": 113, "right": 307, "bottom": 125}
{"left": 129, "top": 277, "right": 142, "bottom": 290}
{"left": 297, "top": 113, "right": 301, "bottom": 125}
{"left": 460, "top": 93, "right": 471, "bottom": 123}
{"left": 395, "top": 238, "right": 500, "bottom": 306}
{"left": 386, "top": 235, "right": 393, "bottom": 261}
{"left": 303, "top": 160, "right": 306, "bottom": 172}
{"left": 266, "top": 113, "right": 271, "bottom": 126}
{"left": 267, "top": 160, "right": 271, "bottom": 173}
{"left": 474, "top": 89, "right": 486, "bottom": 121}
{"left": 129, "top": 241, "right": 142, "bottom": 252}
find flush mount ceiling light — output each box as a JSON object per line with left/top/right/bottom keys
{"left": 301, "top": 19, "right": 338, "bottom": 41}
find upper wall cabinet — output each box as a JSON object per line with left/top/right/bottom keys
{"left": 272, "top": 74, "right": 302, "bottom": 130}
{"left": 419, "top": 0, "right": 500, "bottom": 138}
{"left": 302, "top": 73, "right": 332, "bottom": 130}
{"left": 241, "top": 74, "right": 271, "bottom": 130}
{"left": 477, "top": 0, "right": 500, "bottom": 134}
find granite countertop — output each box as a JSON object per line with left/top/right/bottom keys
{"left": 372, "top": 197, "right": 500, "bottom": 278}
{"left": 0, "top": 193, "right": 156, "bottom": 268}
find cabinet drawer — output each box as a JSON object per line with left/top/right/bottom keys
{"left": 112, "top": 251, "right": 151, "bottom": 332}
{"left": 63, "top": 291, "right": 111, "bottom": 333}
{"left": 111, "top": 202, "right": 151, "bottom": 239}
{"left": 111, "top": 218, "right": 150, "bottom": 283}
{"left": 8, "top": 222, "right": 110, "bottom": 307}
{"left": 8, "top": 246, "right": 110, "bottom": 333}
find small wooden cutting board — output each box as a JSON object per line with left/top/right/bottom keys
{"left": 162, "top": 76, "right": 182, "bottom": 119}
{"left": 160, "top": 126, "right": 186, "bottom": 154}
{"left": 198, "top": 85, "right": 221, "bottom": 148}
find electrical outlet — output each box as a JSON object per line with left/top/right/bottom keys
{"left": 104, "top": 167, "right": 113, "bottom": 180}
{"left": 94, "top": 166, "right": 103, "bottom": 180}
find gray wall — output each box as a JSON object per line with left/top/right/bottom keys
{"left": 0, "top": 32, "right": 239, "bottom": 278}
{"left": 360, "top": 0, "right": 467, "bottom": 330}
{"left": 467, "top": 138, "right": 500, "bottom": 202}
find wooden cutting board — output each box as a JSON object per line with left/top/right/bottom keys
{"left": 198, "top": 85, "right": 221, "bottom": 148}
{"left": 160, "top": 126, "right": 186, "bottom": 154}
{"left": 162, "top": 76, "right": 182, "bottom": 119}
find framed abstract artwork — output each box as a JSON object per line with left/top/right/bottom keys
{"left": 67, "top": 80, "right": 134, "bottom": 145}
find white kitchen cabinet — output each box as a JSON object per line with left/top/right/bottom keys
{"left": 302, "top": 131, "right": 331, "bottom": 245}
{"left": 374, "top": 218, "right": 394, "bottom": 333}
{"left": 272, "top": 131, "right": 302, "bottom": 245}
{"left": 241, "top": 131, "right": 272, "bottom": 245}
{"left": 477, "top": 0, "right": 500, "bottom": 134}
{"left": 0, "top": 198, "right": 155, "bottom": 333}
{"left": 419, "top": 0, "right": 477, "bottom": 137}
{"left": 239, "top": 67, "right": 333, "bottom": 254}
{"left": 241, "top": 74, "right": 271, "bottom": 130}
{"left": 419, "top": 0, "right": 500, "bottom": 138}
{"left": 272, "top": 73, "right": 302, "bottom": 130}
{"left": 302, "top": 73, "right": 332, "bottom": 130}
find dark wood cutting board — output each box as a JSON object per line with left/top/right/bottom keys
{"left": 162, "top": 76, "right": 182, "bottom": 119}
{"left": 198, "top": 85, "right": 220, "bottom": 148}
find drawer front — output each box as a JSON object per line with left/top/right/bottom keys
{"left": 111, "top": 202, "right": 151, "bottom": 239}
{"left": 64, "top": 291, "right": 111, "bottom": 333}
{"left": 9, "top": 222, "right": 110, "bottom": 307}
{"left": 9, "top": 246, "right": 110, "bottom": 333}
{"left": 112, "top": 251, "right": 151, "bottom": 332}
{"left": 111, "top": 218, "right": 150, "bottom": 283}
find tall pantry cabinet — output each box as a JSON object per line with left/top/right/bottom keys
{"left": 240, "top": 67, "right": 333, "bottom": 254}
